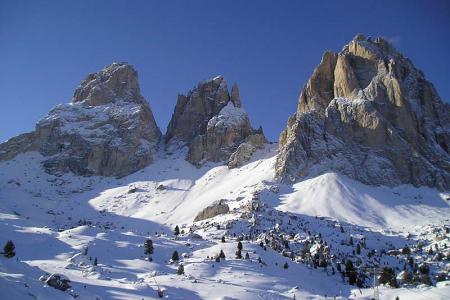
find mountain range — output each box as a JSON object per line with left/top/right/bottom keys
{"left": 0, "top": 35, "right": 449, "bottom": 300}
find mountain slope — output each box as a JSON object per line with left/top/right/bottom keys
{"left": 1, "top": 145, "right": 449, "bottom": 299}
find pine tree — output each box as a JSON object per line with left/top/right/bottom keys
{"left": 235, "top": 249, "right": 242, "bottom": 259}
{"left": 349, "top": 236, "right": 354, "bottom": 246}
{"left": 219, "top": 249, "right": 226, "bottom": 259}
{"left": 421, "top": 274, "right": 432, "bottom": 285}
{"left": 356, "top": 243, "right": 361, "bottom": 255}
{"left": 144, "top": 239, "right": 154, "bottom": 255}
{"left": 172, "top": 250, "right": 179, "bottom": 261}
{"left": 237, "top": 241, "right": 243, "bottom": 251}
{"left": 402, "top": 245, "right": 411, "bottom": 255}
{"left": 345, "top": 260, "right": 356, "bottom": 285}
{"left": 174, "top": 225, "right": 180, "bottom": 236}
{"left": 93, "top": 257, "right": 98, "bottom": 266}
{"left": 3, "top": 240, "right": 15, "bottom": 258}
{"left": 245, "top": 252, "right": 250, "bottom": 259}
{"left": 379, "top": 267, "right": 398, "bottom": 287}
{"left": 221, "top": 236, "right": 226, "bottom": 243}
{"left": 402, "top": 271, "right": 413, "bottom": 284}
{"left": 258, "top": 257, "right": 262, "bottom": 264}
{"left": 177, "top": 264, "right": 184, "bottom": 275}
{"left": 283, "top": 262, "right": 289, "bottom": 269}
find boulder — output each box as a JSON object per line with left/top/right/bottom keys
{"left": 194, "top": 200, "right": 230, "bottom": 222}
{"left": 41, "top": 273, "right": 71, "bottom": 291}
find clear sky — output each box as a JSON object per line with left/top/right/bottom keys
{"left": 1, "top": 0, "right": 449, "bottom": 142}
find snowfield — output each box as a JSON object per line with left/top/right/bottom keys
{"left": 1, "top": 144, "right": 449, "bottom": 299}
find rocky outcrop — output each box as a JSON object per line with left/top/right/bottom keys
{"left": 166, "top": 76, "right": 266, "bottom": 166}
{"left": 227, "top": 130, "right": 266, "bottom": 168}
{"left": 193, "top": 200, "right": 230, "bottom": 222}
{"left": 0, "top": 63, "right": 161, "bottom": 177}
{"left": 276, "top": 35, "right": 450, "bottom": 190}
{"left": 40, "top": 273, "right": 71, "bottom": 291}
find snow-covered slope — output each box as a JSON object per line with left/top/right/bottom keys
{"left": 277, "top": 173, "right": 449, "bottom": 232}
{"left": 1, "top": 144, "right": 449, "bottom": 299}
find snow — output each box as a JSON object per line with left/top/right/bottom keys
{"left": 0, "top": 144, "right": 449, "bottom": 299}
{"left": 40, "top": 100, "right": 147, "bottom": 142}
{"left": 277, "top": 172, "right": 449, "bottom": 232}
{"left": 208, "top": 102, "right": 249, "bottom": 129}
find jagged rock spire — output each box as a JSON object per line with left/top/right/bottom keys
{"left": 165, "top": 76, "right": 266, "bottom": 166}
{"left": 231, "top": 83, "right": 241, "bottom": 108}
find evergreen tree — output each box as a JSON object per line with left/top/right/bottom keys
{"left": 144, "top": 239, "right": 154, "bottom": 255}
{"left": 3, "top": 240, "right": 15, "bottom": 258}
{"left": 402, "top": 271, "right": 413, "bottom": 284}
{"left": 402, "top": 245, "right": 411, "bottom": 255}
{"left": 418, "top": 263, "right": 429, "bottom": 275}
{"left": 174, "top": 225, "right": 180, "bottom": 236}
{"left": 345, "top": 260, "right": 356, "bottom": 285}
{"left": 237, "top": 241, "right": 243, "bottom": 251}
{"left": 349, "top": 236, "right": 354, "bottom": 246}
{"left": 93, "top": 257, "right": 98, "bottom": 266}
{"left": 421, "top": 274, "right": 432, "bottom": 285}
{"left": 177, "top": 264, "right": 184, "bottom": 275}
{"left": 245, "top": 252, "right": 250, "bottom": 259}
{"left": 221, "top": 236, "right": 226, "bottom": 243}
{"left": 172, "top": 250, "right": 179, "bottom": 261}
{"left": 379, "top": 267, "right": 398, "bottom": 287}
{"left": 258, "top": 257, "right": 262, "bottom": 264}
{"left": 219, "top": 249, "right": 226, "bottom": 259}
{"left": 283, "top": 262, "right": 289, "bottom": 269}
{"left": 235, "top": 249, "right": 242, "bottom": 259}
{"left": 356, "top": 243, "right": 361, "bottom": 255}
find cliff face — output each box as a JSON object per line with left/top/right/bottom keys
{"left": 0, "top": 63, "right": 161, "bottom": 177}
{"left": 165, "top": 76, "right": 265, "bottom": 167}
{"left": 276, "top": 35, "right": 450, "bottom": 190}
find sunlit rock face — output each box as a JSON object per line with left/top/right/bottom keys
{"left": 276, "top": 35, "right": 450, "bottom": 190}
{"left": 0, "top": 62, "right": 161, "bottom": 177}
{"left": 165, "top": 76, "right": 266, "bottom": 167}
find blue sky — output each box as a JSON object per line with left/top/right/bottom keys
{"left": 1, "top": 0, "right": 449, "bottom": 142}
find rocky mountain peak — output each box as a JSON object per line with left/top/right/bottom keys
{"left": 277, "top": 35, "right": 450, "bottom": 190}
{"left": 72, "top": 62, "right": 144, "bottom": 106}
{"left": 165, "top": 76, "right": 266, "bottom": 167}
{"left": 0, "top": 63, "right": 161, "bottom": 177}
